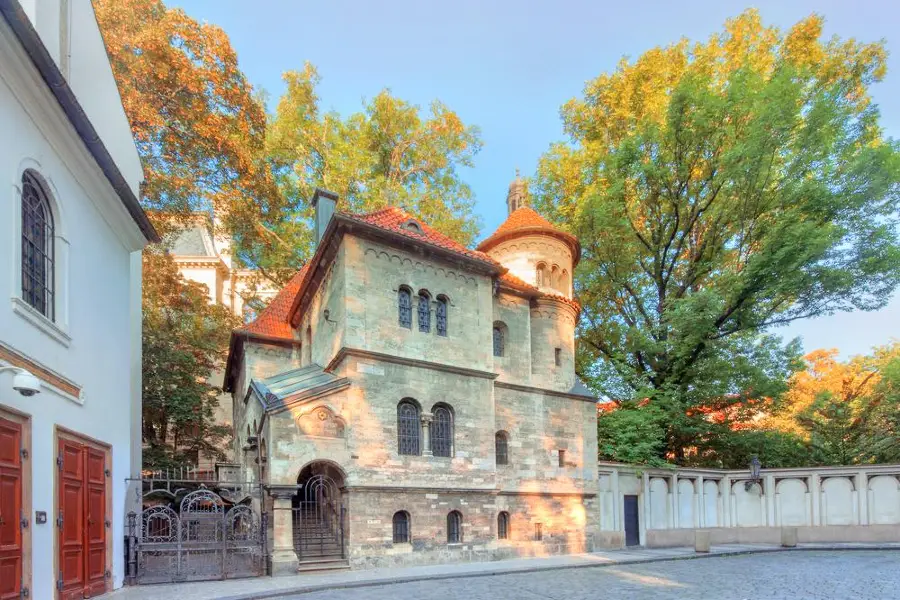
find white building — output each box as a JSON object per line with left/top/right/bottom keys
{"left": 0, "top": 1, "right": 157, "bottom": 598}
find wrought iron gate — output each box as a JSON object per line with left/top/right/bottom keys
{"left": 128, "top": 488, "right": 266, "bottom": 583}
{"left": 293, "top": 474, "right": 345, "bottom": 560}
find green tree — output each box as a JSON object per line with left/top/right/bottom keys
{"left": 142, "top": 252, "right": 240, "bottom": 469}
{"left": 862, "top": 358, "right": 900, "bottom": 462}
{"left": 266, "top": 64, "right": 484, "bottom": 267}
{"left": 535, "top": 10, "right": 900, "bottom": 464}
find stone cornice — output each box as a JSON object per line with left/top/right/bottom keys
{"left": 344, "top": 484, "right": 596, "bottom": 498}
{"left": 495, "top": 380, "right": 596, "bottom": 403}
{"left": 597, "top": 461, "right": 900, "bottom": 479}
{"left": 326, "top": 347, "right": 499, "bottom": 380}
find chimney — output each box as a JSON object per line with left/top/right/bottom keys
{"left": 311, "top": 188, "right": 338, "bottom": 245}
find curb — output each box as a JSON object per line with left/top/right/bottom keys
{"left": 216, "top": 545, "right": 900, "bottom": 600}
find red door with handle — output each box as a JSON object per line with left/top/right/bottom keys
{"left": 58, "top": 437, "right": 107, "bottom": 599}
{"left": 0, "top": 417, "right": 23, "bottom": 600}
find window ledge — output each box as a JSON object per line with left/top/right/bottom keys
{"left": 11, "top": 297, "right": 71, "bottom": 347}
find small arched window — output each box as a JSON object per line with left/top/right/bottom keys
{"left": 393, "top": 511, "right": 410, "bottom": 544}
{"left": 432, "top": 404, "right": 453, "bottom": 457}
{"left": 398, "top": 287, "right": 412, "bottom": 328}
{"left": 435, "top": 295, "right": 448, "bottom": 337}
{"left": 418, "top": 290, "right": 431, "bottom": 332}
{"left": 492, "top": 323, "right": 505, "bottom": 357}
{"left": 559, "top": 269, "right": 570, "bottom": 296}
{"left": 21, "top": 170, "right": 55, "bottom": 320}
{"left": 397, "top": 400, "right": 421, "bottom": 455}
{"left": 447, "top": 510, "right": 462, "bottom": 543}
{"left": 550, "top": 265, "right": 560, "bottom": 290}
{"left": 535, "top": 263, "right": 547, "bottom": 288}
{"left": 498, "top": 511, "right": 509, "bottom": 540}
{"left": 495, "top": 431, "right": 509, "bottom": 466}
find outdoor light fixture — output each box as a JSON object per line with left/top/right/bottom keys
{"left": 0, "top": 366, "right": 41, "bottom": 397}
{"left": 745, "top": 455, "right": 762, "bottom": 491}
{"left": 323, "top": 308, "right": 338, "bottom": 325}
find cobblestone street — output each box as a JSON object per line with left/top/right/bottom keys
{"left": 278, "top": 551, "right": 900, "bottom": 600}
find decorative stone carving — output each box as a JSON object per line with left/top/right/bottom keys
{"left": 297, "top": 406, "right": 345, "bottom": 438}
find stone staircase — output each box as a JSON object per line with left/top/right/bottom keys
{"left": 294, "top": 509, "right": 348, "bottom": 573}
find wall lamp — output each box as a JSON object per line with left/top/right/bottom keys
{"left": 0, "top": 366, "right": 42, "bottom": 397}
{"left": 323, "top": 309, "right": 338, "bottom": 325}
{"left": 744, "top": 455, "right": 762, "bottom": 491}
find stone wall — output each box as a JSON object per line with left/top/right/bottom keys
{"left": 597, "top": 462, "right": 900, "bottom": 548}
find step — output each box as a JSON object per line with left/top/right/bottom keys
{"left": 296, "top": 559, "right": 350, "bottom": 574}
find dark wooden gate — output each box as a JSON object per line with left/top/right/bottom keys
{"left": 0, "top": 417, "right": 23, "bottom": 600}
{"left": 624, "top": 494, "right": 640, "bottom": 547}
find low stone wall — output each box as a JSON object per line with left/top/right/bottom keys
{"left": 597, "top": 462, "right": 900, "bottom": 548}
{"left": 646, "top": 524, "right": 900, "bottom": 547}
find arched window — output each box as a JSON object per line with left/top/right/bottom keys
{"left": 535, "top": 263, "right": 547, "bottom": 288}
{"left": 447, "top": 510, "right": 462, "bottom": 543}
{"left": 418, "top": 290, "right": 431, "bottom": 332}
{"left": 435, "top": 295, "right": 448, "bottom": 336}
{"left": 550, "top": 265, "right": 559, "bottom": 290}
{"left": 559, "top": 269, "right": 570, "bottom": 296}
{"left": 492, "top": 322, "right": 505, "bottom": 357}
{"left": 398, "top": 287, "right": 412, "bottom": 328}
{"left": 498, "top": 511, "right": 510, "bottom": 540}
{"left": 432, "top": 404, "right": 453, "bottom": 457}
{"left": 393, "top": 511, "right": 410, "bottom": 544}
{"left": 495, "top": 431, "right": 509, "bottom": 466}
{"left": 397, "top": 400, "right": 421, "bottom": 455}
{"left": 21, "top": 170, "right": 55, "bottom": 320}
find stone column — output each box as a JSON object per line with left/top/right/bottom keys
{"left": 765, "top": 474, "right": 776, "bottom": 527}
{"left": 421, "top": 413, "right": 433, "bottom": 457}
{"left": 697, "top": 475, "right": 705, "bottom": 528}
{"left": 269, "top": 489, "right": 299, "bottom": 575}
{"left": 857, "top": 470, "right": 868, "bottom": 525}
{"left": 670, "top": 474, "right": 678, "bottom": 529}
{"left": 642, "top": 470, "right": 651, "bottom": 543}
{"left": 722, "top": 476, "right": 732, "bottom": 528}
{"left": 611, "top": 469, "right": 621, "bottom": 531}
{"left": 810, "top": 473, "right": 821, "bottom": 526}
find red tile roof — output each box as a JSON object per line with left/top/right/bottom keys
{"left": 498, "top": 272, "right": 582, "bottom": 312}
{"left": 477, "top": 206, "right": 580, "bottom": 262}
{"left": 344, "top": 206, "right": 499, "bottom": 267}
{"left": 240, "top": 265, "right": 308, "bottom": 341}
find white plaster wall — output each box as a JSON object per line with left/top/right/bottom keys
{"left": 776, "top": 478, "right": 809, "bottom": 526}
{"left": 822, "top": 477, "right": 855, "bottom": 525}
{"left": 677, "top": 479, "right": 695, "bottom": 528}
{"left": 703, "top": 480, "right": 720, "bottom": 527}
{"left": 733, "top": 482, "right": 764, "bottom": 527}
{"left": 649, "top": 477, "right": 669, "bottom": 529}
{"left": 868, "top": 475, "right": 900, "bottom": 525}
{"left": 0, "top": 46, "right": 144, "bottom": 598}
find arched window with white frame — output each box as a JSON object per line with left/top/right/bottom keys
{"left": 21, "top": 169, "right": 55, "bottom": 320}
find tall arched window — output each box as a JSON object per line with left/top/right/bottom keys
{"left": 418, "top": 290, "right": 431, "bottom": 332}
{"left": 559, "top": 269, "right": 570, "bottom": 296}
{"left": 436, "top": 295, "right": 448, "bottom": 336}
{"left": 397, "top": 400, "right": 421, "bottom": 455}
{"left": 495, "top": 431, "right": 509, "bottom": 466}
{"left": 398, "top": 287, "right": 412, "bottom": 328}
{"left": 550, "top": 265, "right": 559, "bottom": 290}
{"left": 393, "top": 511, "right": 410, "bottom": 544}
{"left": 447, "top": 510, "right": 462, "bottom": 543}
{"left": 432, "top": 404, "right": 453, "bottom": 457}
{"left": 21, "top": 170, "right": 54, "bottom": 320}
{"left": 492, "top": 322, "right": 505, "bottom": 357}
{"left": 498, "top": 511, "right": 510, "bottom": 540}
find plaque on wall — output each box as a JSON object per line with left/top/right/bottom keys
{"left": 298, "top": 406, "right": 345, "bottom": 438}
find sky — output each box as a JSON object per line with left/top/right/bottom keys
{"left": 169, "top": 0, "right": 900, "bottom": 358}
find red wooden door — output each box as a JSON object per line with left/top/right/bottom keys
{"left": 83, "top": 448, "right": 106, "bottom": 597}
{"left": 0, "top": 418, "right": 23, "bottom": 600}
{"left": 58, "top": 439, "right": 85, "bottom": 600}
{"left": 57, "top": 438, "right": 108, "bottom": 599}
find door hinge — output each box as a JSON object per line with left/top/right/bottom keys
{"left": 20, "top": 447, "right": 28, "bottom": 460}
{"left": 56, "top": 576, "right": 63, "bottom": 591}
{"left": 104, "top": 570, "right": 111, "bottom": 579}
{"left": 20, "top": 511, "right": 28, "bottom": 529}
{"left": 56, "top": 453, "right": 63, "bottom": 469}
{"left": 105, "top": 519, "right": 111, "bottom": 528}
{"left": 104, "top": 468, "right": 111, "bottom": 478}
{"left": 56, "top": 511, "right": 63, "bottom": 529}
{"left": 19, "top": 585, "right": 29, "bottom": 599}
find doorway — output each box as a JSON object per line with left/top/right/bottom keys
{"left": 292, "top": 462, "right": 346, "bottom": 561}
{"left": 624, "top": 494, "right": 640, "bottom": 546}
{"left": 0, "top": 412, "right": 28, "bottom": 600}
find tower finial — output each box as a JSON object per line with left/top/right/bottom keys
{"left": 507, "top": 169, "right": 527, "bottom": 215}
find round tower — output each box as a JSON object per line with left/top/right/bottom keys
{"left": 478, "top": 174, "right": 581, "bottom": 391}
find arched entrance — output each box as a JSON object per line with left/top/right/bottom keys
{"left": 292, "top": 461, "right": 346, "bottom": 561}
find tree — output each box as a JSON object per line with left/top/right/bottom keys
{"left": 266, "top": 64, "right": 484, "bottom": 264}
{"left": 534, "top": 10, "right": 900, "bottom": 463}
{"left": 94, "top": 0, "right": 288, "bottom": 272}
{"left": 142, "top": 252, "right": 240, "bottom": 469}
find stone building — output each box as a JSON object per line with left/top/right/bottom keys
{"left": 223, "top": 179, "right": 599, "bottom": 572}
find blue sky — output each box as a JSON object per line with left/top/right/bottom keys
{"left": 170, "top": 0, "right": 900, "bottom": 358}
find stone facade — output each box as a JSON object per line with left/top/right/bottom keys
{"left": 224, "top": 184, "right": 598, "bottom": 572}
